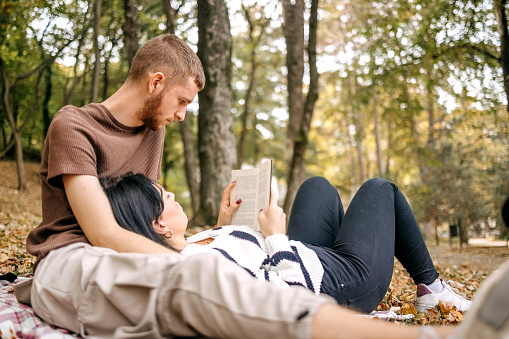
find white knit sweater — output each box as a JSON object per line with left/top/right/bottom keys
{"left": 182, "top": 226, "right": 324, "bottom": 294}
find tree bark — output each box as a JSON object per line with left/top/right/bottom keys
{"left": 90, "top": 0, "right": 102, "bottom": 103}
{"left": 122, "top": 0, "right": 139, "bottom": 68}
{"left": 494, "top": 0, "right": 509, "bottom": 115}
{"left": 281, "top": 0, "right": 305, "bottom": 166}
{"left": 284, "top": 0, "right": 319, "bottom": 216}
{"left": 195, "top": 0, "right": 235, "bottom": 226}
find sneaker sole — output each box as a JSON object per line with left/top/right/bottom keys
{"left": 415, "top": 303, "right": 436, "bottom": 313}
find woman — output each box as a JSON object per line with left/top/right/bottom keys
{"left": 101, "top": 173, "right": 471, "bottom": 314}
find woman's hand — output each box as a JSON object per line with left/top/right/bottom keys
{"left": 216, "top": 181, "right": 242, "bottom": 227}
{"left": 258, "top": 188, "right": 286, "bottom": 237}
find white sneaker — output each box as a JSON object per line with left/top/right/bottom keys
{"left": 415, "top": 279, "right": 472, "bottom": 312}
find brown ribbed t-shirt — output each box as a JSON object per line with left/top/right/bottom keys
{"left": 26, "top": 103, "right": 164, "bottom": 265}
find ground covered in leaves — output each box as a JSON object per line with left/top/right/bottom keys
{"left": 1, "top": 160, "right": 509, "bottom": 328}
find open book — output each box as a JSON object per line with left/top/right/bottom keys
{"left": 230, "top": 160, "right": 273, "bottom": 231}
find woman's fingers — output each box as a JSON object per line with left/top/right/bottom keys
{"left": 220, "top": 181, "right": 237, "bottom": 207}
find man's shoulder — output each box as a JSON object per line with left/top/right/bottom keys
{"left": 53, "top": 103, "right": 104, "bottom": 122}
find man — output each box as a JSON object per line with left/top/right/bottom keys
{"left": 19, "top": 33, "right": 452, "bottom": 339}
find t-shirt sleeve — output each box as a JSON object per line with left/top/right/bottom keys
{"left": 46, "top": 111, "right": 99, "bottom": 188}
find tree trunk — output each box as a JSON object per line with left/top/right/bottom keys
{"left": 42, "top": 64, "right": 52, "bottom": 139}
{"left": 180, "top": 119, "right": 201, "bottom": 215}
{"left": 281, "top": 0, "right": 305, "bottom": 167}
{"left": 435, "top": 221, "right": 440, "bottom": 246}
{"left": 161, "top": 0, "right": 201, "bottom": 216}
{"left": 195, "top": 0, "right": 235, "bottom": 226}
{"left": 236, "top": 4, "right": 264, "bottom": 169}
{"left": 373, "top": 93, "right": 384, "bottom": 177}
{"left": 90, "top": 0, "right": 102, "bottom": 103}
{"left": 1, "top": 60, "right": 26, "bottom": 190}
{"left": 284, "top": 0, "right": 319, "bottom": 216}
{"left": 122, "top": 0, "right": 139, "bottom": 68}
{"left": 426, "top": 70, "right": 436, "bottom": 148}
{"left": 102, "top": 37, "right": 117, "bottom": 101}
{"left": 64, "top": 35, "right": 86, "bottom": 106}
{"left": 494, "top": 0, "right": 509, "bottom": 115}
{"left": 402, "top": 72, "right": 417, "bottom": 140}
{"left": 348, "top": 75, "right": 366, "bottom": 184}
{"left": 346, "top": 119, "right": 358, "bottom": 195}
{"left": 458, "top": 218, "right": 464, "bottom": 250}
{"left": 101, "top": 15, "right": 118, "bottom": 102}
{"left": 385, "top": 110, "right": 392, "bottom": 176}
{"left": 161, "top": 0, "right": 177, "bottom": 34}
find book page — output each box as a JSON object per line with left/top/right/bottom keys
{"left": 257, "top": 160, "right": 272, "bottom": 213}
{"left": 230, "top": 160, "right": 272, "bottom": 231}
{"left": 231, "top": 167, "right": 260, "bottom": 230}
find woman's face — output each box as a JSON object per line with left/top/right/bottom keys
{"left": 157, "top": 185, "right": 188, "bottom": 236}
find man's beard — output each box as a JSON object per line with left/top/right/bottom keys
{"left": 136, "top": 90, "right": 165, "bottom": 131}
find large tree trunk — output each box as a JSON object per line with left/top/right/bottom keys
{"left": 494, "top": 0, "right": 509, "bottom": 115}
{"left": 281, "top": 0, "right": 305, "bottom": 167}
{"left": 90, "top": 0, "right": 102, "bottom": 103}
{"left": 161, "top": 0, "right": 201, "bottom": 216}
{"left": 284, "top": 0, "right": 319, "bottom": 216}
{"left": 122, "top": 0, "right": 139, "bottom": 68}
{"left": 195, "top": 0, "right": 235, "bottom": 226}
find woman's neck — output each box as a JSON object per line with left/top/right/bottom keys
{"left": 168, "top": 236, "right": 189, "bottom": 251}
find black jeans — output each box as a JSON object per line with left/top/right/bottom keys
{"left": 287, "top": 177, "right": 438, "bottom": 313}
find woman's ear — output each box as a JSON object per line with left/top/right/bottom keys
{"left": 152, "top": 219, "right": 168, "bottom": 235}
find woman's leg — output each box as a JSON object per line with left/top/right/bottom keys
{"left": 291, "top": 178, "right": 438, "bottom": 312}
{"left": 287, "top": 177, "right": 344, "bottom": 248}
{"left": 330, "top": 178, "right": 438, "bottom": 288}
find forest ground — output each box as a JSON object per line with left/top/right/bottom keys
{"left": 1, "top": 160, "right": 509, "bottom": 327}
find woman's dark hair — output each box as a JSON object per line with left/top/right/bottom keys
{"left": 101, "top": 173, "right": 173, "bottom": 249}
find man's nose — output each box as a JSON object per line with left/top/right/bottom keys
{"left": 175, "top": 111, "right": 186, "bottom": 121}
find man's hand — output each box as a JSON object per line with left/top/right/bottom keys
{"left": 258, "top": 188, "right": 286, "bottom": 237}
{"left": 216, "top": 181, "right": 242, "bottom": 227}
{"left": 63, "top": 174, "right": 173, "bottom": 254}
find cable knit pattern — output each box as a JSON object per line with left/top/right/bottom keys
{"left": 183, "top": 226, "right": 324, "bottom": 295}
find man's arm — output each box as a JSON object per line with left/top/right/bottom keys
{"left": 63, "top": 174, "right": 174, "bottom": 254}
